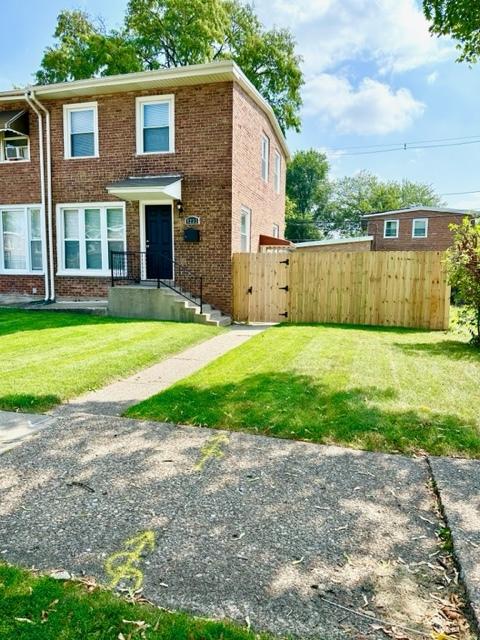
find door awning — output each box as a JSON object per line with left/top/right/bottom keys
{"left": 0, "top": 109, "right": 29, "bottom": 136}
{"left": 106, "top": 175, "right": 182, "bottom": 201}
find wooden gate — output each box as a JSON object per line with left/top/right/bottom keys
{"left": 232, "top": 251, "right": 450, "bottom": 330}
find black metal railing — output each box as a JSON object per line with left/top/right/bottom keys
{"left": 110, "top": 250, "right": 203, "bottom": 313}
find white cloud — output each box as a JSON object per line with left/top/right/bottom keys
{"left": 255, "top": 0, "right": 452, "bottom": 75}
{"left": 427, "top": 71, "right": 439, "bottom": 85}
{"left": 303, "top": 74, "right": 425, "bottom": 134}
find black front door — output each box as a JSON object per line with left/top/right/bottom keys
{"left": 145, "top": 204, "right": 173, "bottom": 279}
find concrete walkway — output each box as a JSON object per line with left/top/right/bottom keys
{"left": 55, "top": 324, "right": 266, "bottom": 417}
{"left": 0, "top": 410, "right": 55, "bottom": 454}
{"left": 0, "top": 412, "right": 475, "bottom": 639}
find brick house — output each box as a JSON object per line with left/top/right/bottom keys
{"left": 0, "top": 61, "right": 287, "bottom": 315}
{"left": 362, "top": 207, "right": 475, "bottom": 251}
{"left": 294, "top": 207, "right": 475, "bottom": 253}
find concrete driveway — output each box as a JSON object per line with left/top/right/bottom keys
{"left": 0, "top": 412, "right": 473, "bottom": 639}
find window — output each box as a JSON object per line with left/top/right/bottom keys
{"left": 272, "top": 223, "right": 280, "bottom": 238}
{"left": 261, "top": 134, "right": 270, "bottom": 182}
{"left": 58, "top": 203, "right": 126, "bottom": 274}
{"left": 384, "top": 219, "right": 399, "bottom": 238}
{"left": 240, "top": 206, "right": 251, "bottom": 252}
{"left": 274, "top": 150, "right": 281, "bottom": 193}
{"left": 63, "top": 102, "right": 98, "bottom": 159}
{"left": 0, "top": 206, "right": 43, "bottom": 272}
{"left": 412, "top": 218, "right": 428, "bottom": 238}
{"left": 0, "top": 133, "right": 29, "bottom": 162}
{"left": 136, "top": 95, "right": 174, "bottom": 154}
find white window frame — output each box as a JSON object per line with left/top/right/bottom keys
{"left": 0, "top": 133, "right": 30, "bottom": 163}
{"left": 63, "top": 102, "right": 99, "bottom": 160}
{"left": 261, "top": 133, "right": 270, "bottom": 182}
{"left": 136, "top": 94, "right": 175, "bottom": 156}
{"left": 0, "top": 204, "right": 45, "bottom": 274}
{"left": 272, "top": 223, "right": 280, "bottom": 238}
{"left": 412, "top": 218, "right": 428, "bottom": 238}
{"left": 274, "top": 150, "right": 281, "bottom": 193}
{"left": 240, "top": 206, "right": 251, "bottom": 252}
{"left": 383, "top": 219, "right": 399, "bottom": 239}
{"left": 56, "top": 202, "right": 126, "bottom": 276}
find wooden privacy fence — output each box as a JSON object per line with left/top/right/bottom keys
{"left": 232, "top": 251, "right": 450, "bottom": 330}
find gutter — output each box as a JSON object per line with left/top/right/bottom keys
{"left": 28, "top": 90, "right": 55, "bottom": 301}
{"left": 24, "top": 92, "right": 49, "bottom": 302}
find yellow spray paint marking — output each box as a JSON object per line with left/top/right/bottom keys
{"left": 195, "top": 433, "right": 229, "bottom": 471}
{"left": 104, "top": 530, "right": 155, "bottom": 592}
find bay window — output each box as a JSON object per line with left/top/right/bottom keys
{"left": 58, "top": 203, "right": 126, "bottom": 274}
{"left": 0, "top": 206, "right": 43, "bottom": 272}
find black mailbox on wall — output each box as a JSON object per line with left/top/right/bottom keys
{"left": 184, "top": 228, "right": 200, "bottom": 242}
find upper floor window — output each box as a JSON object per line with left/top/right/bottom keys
{"left": 272, "top": 223, "right": 280, "bottom": 238}
{"left": 0, "top": 133, "right": 29, "bottom": 162}
{"left": 63, "top": 102, "right": 98, "bottom": 159}
{"left": 384, "top": 219, "right": 399, "bottom": 238}
{"left": 136, "top": 95, "right": 174, "bottom": 155}
{"left": 240, "top": 206, "right": 251, "bottom": 252}
{"left": 274, "top": 150, "right": 281, "bottom": 193}
{"left": 58, "top": 203, "right": 126, "bottom": 274}
{"left": 261, "top": 134, "right": 270, "bottom": 182}
{"left": 0, "top": 206, "right": 43, "bottom": 273}
{"left": 412, "top": 218, "right": 428, "bottom": 238}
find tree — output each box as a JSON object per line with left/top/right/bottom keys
{"left": 284, "top": 196, "right": 322, "bottom": 243}
{"left": 284, "top": 149, "right": 329, "bottom": 242}
{"left": 423, "top": 0, "right": 480, "bottom": 63}
{"left": 36, "top": 1, "right": 303, "bottom": 132}
{"left": 446, "top": 218, "right": 480, "bottom": 346}
{"left": 321, "top": 171, "right": 443, "bottom": 236}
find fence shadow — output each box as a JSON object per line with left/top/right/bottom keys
{"left": 128, "top": 371, "right": 480, "bottom": 458}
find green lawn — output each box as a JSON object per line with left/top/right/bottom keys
{"left": 0, "top": 309, "right": 221, "bottom": 413}
{"left": 127, "top": 324, "right": 480, "bottom": 458}
{"left": 0, "top": 563, "right": 267, "bottom": 640}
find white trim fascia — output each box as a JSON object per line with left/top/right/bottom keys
{"left": 63, "top": 101, "right": 99, "bottom": 160}
{"left": 135, "top": 94, "right": 175, "bottom": 155}
{"left": 383, "top": 219, "right": 399, "bottom": 239}
{"left": 362, "top": 207, "right": 472, "bottom": 218}
{"left": 295, "top": 236, "right": 373, "bottom": 248}
{"left": 412, "top": 217, "right": 429, "bottom": 238}
{"left": 56, "top": 201, "right": 126, "bottom": 276}
{"left": 0, "top": 61, "right": 290, "bottom": 160}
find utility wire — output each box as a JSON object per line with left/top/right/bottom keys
{"left": 329, "top": 138, "right": 480, "bottom": 157}
{"left": 327, "top": 133, "right": 480, "bottom": 151}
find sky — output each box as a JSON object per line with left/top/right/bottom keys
{"left": 1, "top": 0, "right": 480, "bottom": 210}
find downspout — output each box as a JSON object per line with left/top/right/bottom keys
{"left": 24, "top": 91, "right": 49, "bottom": 302}
{"left": 28, "top": 90, "right": 55, "bottom": 301}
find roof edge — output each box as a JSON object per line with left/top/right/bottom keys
{"left": 0, "top": 61, "right": 289, "bottom": 159}
{"left": 295, "top": 236, "right": 373, "bottom": 248}
{"left": 362, "top": 207, "right": 474, "bottom": 218}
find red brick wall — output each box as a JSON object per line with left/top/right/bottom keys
{"left": 232, "top": 84, "right": 286, "bottom": 255}
{"left": 1, "top": 79, "right": 286, "bottom": 315}
{"left": 367, "top": 210, "right": 469, "bottom": 251}
{"left": 0, "top": 275, "right": 45, "bottom": 297}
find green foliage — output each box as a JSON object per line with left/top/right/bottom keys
{"left": 322, "top": 172, "right": 443, "bottom": 236}
{"left": 0, "top": 562, "right": 267, "bottom": 639}
{"left": 36, "top": 1, "right": 303, "bottom": 133}
{"left": 285, "top": 149, "right": 329, "bottom": 242}
{"left": 284, "top": 196, "right": 322, "bottom": 243}
{"left": 423, "top": 0, "right": 480, "bottom": 63}
{"left": 446, "top": 218, "right": 480, "bottom": 346}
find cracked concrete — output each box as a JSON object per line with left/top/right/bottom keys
{"left": 1, "top": 412, "right": 470, "bottom": 639}
{"left": 53, "top": 325, "right": 266, "bottom": 417}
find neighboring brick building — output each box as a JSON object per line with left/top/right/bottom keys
{"left": 295, "top": 236, "right": 373, "bottom": 253}
{"left": 0, "top": 61, "right": 287, "bottom": 314}
{"left": 362, "top": 207, "right": 475, "bottom": 251}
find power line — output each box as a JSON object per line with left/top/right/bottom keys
{"left": 329, "top": 138, "right": 480, "bottom": 157}
{"left": 327, "top": 133, "right": 480, "bottom": 152}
